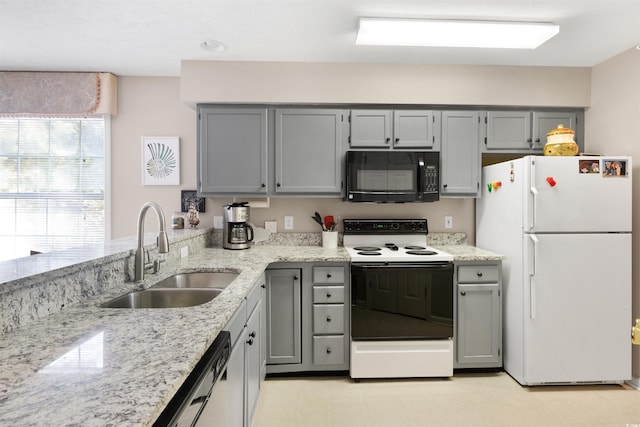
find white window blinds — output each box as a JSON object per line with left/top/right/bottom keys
{"left": 0, "top": 117, "right": 106, "bottom": 261}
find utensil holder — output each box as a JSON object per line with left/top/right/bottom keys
{"left": 322, "top": 231, "right": 338, "bottom": 248}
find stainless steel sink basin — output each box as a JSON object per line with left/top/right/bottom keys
{"left": 102, "top": 288, "right": 222, "bottom": 308}
{"left": 151, "top": 271, "right": 240, "bottom": 289}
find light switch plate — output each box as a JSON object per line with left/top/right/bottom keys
{"left": 265, "top": 220, "right": 277, "bottom": 233}
{"left": 444, "top": 216, "right": 453, "bottom": 229}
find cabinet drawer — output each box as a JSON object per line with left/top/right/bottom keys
{"left": 246, "top": 278, "right": 263, "bottom": 315}
{"left": 457, "top": 265, "right": 499, "bottom": 283}
{"left": 223, "top": 300, "right": 247, "bottom": 347}
{"left": 313, "top": 336, "right": 345, "bottom": 365}
{"left": 313, "top": 286, "right": 345, "bottom": 304}
{"left": 312, "top": 266, "right": 345, "bottom": 284}
{"left": 313, "top": 304, "right": 345, "bottom": 334}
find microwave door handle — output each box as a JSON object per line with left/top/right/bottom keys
{"left": 418, "top": 158, "right": 425, "bottom": 200}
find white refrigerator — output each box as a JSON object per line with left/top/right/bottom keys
{"left": 476, "top": 156, "right": 632, "bottom": 385}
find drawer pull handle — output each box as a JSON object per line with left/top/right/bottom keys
{"left": 327, "top": 273, "right": 332, "bottom": 278}
{"left": 461, "top": 291, "right": 466, "bottom": 296}
{"left": 326, "top": 292, "right": 332, "bottom": 298}
{"left": 477, "top": 272, "right": 483, "bottom": 277}
{"left": 326, "top": 315, "right": 332, "bottom": 322}
{"left": 249, "top": 331, "right": 256, "bottom": 338}
{"left": 247, "top": 338, "right": 254, "bottom": 345}
{"left": 326, "top": 347, "right": 332, "bottom": 354}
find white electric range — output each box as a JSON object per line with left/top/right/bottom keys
{"left": 344, "top": 219, "right": 455, "bottom": 379}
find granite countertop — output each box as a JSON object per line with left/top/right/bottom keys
{"left": 0, "top": 236, "right": 502, "bottom": 426}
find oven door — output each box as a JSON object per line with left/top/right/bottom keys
{"left": 351, "top": 262, "right": 453, "bottom": 340}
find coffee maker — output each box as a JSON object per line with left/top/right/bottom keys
{"left": 223, "top": 202, "right": 254, "bottom": 250}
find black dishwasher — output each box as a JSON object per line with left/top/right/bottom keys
{"left": 154, "top": 331, "right": 231, "bottom": 427}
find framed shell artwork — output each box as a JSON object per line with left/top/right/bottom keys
{"left": 141, "top": 136, "right": 180, "bottom": 185}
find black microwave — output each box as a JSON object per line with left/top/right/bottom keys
{"left": 345, "top": 151, "right": 440, "bottom": 203}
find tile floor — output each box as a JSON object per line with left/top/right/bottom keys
{"left": 254, "top": 371, "right": 640, "bottom": 427}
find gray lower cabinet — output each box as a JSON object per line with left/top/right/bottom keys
{"left": 266, "top": 262, "right": 350, "bottom": 374}
{"left": 440, "top": 111, "right": 482, "bottom": 198}
{"left": 275, "top": 109, "right": 344, "bottom": 194}
{"left": 484, "top": 110, "right": 581, "bottom": 153}
{"left": 198, "top": 106, "right": 268, "bottom": 194}
{"left": 349, "top": 109, "right": 440, "bottom": 149}
{"left": 222, "top": 276, "right": 266, "bottom": 427}
{"left": 265, "top": 268, "right": 302, "bottom": 365}
{"left": 454, "top": 262, "right": 503, "bottom": 369}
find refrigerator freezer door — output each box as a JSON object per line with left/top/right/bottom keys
{"left": 526, "top": 156, "right": 632, "bottom": 233}
{"left": 522, "top": 233, "right": 631, "bottom": 385}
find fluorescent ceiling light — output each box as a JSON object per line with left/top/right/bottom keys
{"left": 356, "top": 18, "right": 560, "bottom": 49}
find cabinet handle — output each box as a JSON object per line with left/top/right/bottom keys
{"left": 261, "top": 183, "right": 266, "bottom": 187}
{"left": 326, "top": 292, "right": 332, "bottom": 298}
{"left": 395, "top": 137, "right": 400, "bottom": 143}
{"left": 477, "top": 272, "right": 483, "bottom": 277}
{"left": 277, "top": 183, "right": 281, "bottom": 187}
{"left": 294, "top": 275, "right": 299, "bottom": 280}
{"left": 385, "top": 137, "right": 390, "bottom": 144}
{"left": 326, "top": 347, "right": 332, "bottom": 354}
{"left": 327, "top": 273, "right": 332, "bottom": 278}
{"left": 443, "top": 184, "right": 448, "bottom": 188}
{"left": 247, "top": 338, "right": 254, "bottom": 345}
{"left": 326, "top": 315, "right": 332, "bottom": 322}
{"left": 249, "top": 331, "right": 256, "bottom": 338}
{"left": 461, "top": 291, "right": 466, "bottom": 296}
{"left": 535, "top": 138, "right": 540, "bottom": 143}
{"left": 261, "top": 284, "right": 266, "bottom": 288}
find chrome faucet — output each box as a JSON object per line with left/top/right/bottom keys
{"left": 134, "top": 201, "right": 170, "bottom": 282}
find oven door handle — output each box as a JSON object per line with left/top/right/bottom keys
{"left": 353, "top": 262, "right": 452, "bottom": 269}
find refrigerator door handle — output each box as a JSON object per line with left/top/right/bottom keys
{"left": 529, "top": 234, "right": 538, "bottom": 320}
{"left": 529, "top": 160, "right": 538, "bottom": 232}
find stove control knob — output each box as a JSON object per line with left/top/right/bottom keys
{"left": 391, "top": 223, "right": 400, "bottom": 230}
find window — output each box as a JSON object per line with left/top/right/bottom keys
{"left": 0, "top": 116, "right": 107, "bottom": 261}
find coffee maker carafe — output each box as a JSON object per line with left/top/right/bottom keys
{"left": 223, "top": 202, "right": 254, "bottom": 250}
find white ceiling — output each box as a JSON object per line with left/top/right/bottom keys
{"left": 1, "top": 0, "right": 639, "bottom": 77}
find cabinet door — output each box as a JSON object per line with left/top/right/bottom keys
{"left": 532, "top": 111, "right": 578, "bottom": 150}
{"left": 485, "top": 111, "right": 532, "bottom": 151}
{"left": 275, "top": 109, "right": 343, "bottom": 193}
{"left": 198, "top": 107, "right": 268, "bottom": 194}
{"left": 457, "top": 283, "right": 501, "bottom": 366}
{"left": 440, "top": 111, "right": 480, "bottom": 197}
{"left": 265, "top": 269, "right": 302, "bottom": 365}
{"left": 245, "top": 301, "right": 262, "bottom": 427}
{"left": 349, "top": 109, "right": 393, "bottom": 147}
{"left": 393, "top": 110, "right": 439, "bottom": 149}
{"left": 226, "top": 337, "right": 245, "bottom": 427}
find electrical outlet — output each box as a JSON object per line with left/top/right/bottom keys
{"left": 444, "top": 216, "right": 453, "bottom": 229}
{"left": 284, "top": 215, "right": 294, "bottom": 230}
{"left": 180, "top": 246, "right": 189, "bottom": 258}
{"left": 265, "top": 220, "right": 277, "bottom": 233}
{"left": 213, "top": 216, "right": 223, "bottom": 229}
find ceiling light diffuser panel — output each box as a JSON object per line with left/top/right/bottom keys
{"left": 356, "top": 18, "right": 560, "bottom": 49}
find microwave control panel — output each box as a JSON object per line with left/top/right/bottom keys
{"left": 424, "top": 165, "right": 439, "bottom": 193}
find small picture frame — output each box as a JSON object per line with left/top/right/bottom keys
{"left": 142, "top": 136, "right": 180, "bottom": 185}
{"left": 181, "top": 190, "right": 205, "bottom": 213}
{"left": 602, "top": 159, "right": 628, "bottom": 177}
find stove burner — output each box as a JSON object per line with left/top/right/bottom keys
{"left": 405, "top": 245, "right": 426, "bottom": 250}
{"left": 357, "top": 251, "right": 382, "bottom": 256}
{"left": 405, "top": 250, "right": 438, "bottom": 256}
{"left": 353, "top": 246, "right": 381, "bottom": 252}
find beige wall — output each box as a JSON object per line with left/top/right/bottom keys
{"left": 586, "top": 46, "right": 640, "bottom": 385}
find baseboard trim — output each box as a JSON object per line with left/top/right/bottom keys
{"left": 625, "top": 375, "right": 640, "bottom": 390}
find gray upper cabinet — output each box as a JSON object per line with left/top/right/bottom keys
{"left": 275, "top": 109, "right": 343, "bottom": 194}
{"left": 198, "top": 107, "right": 268, "bottom": 194}
{"left": 349, "top": 109, "right": 440, "bottom": 149}
{"left": 485, "top": 110, "right": 579, "bottom": 153}
{"left": 440, "top": 111, "right": 481, "bottom": 198}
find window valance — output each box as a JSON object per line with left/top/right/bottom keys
{"left": 0, "top": 72, "right": 117, "bottom": 117}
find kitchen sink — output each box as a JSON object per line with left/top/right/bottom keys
{"left": 102, "top": 288, "right": 222, "bottom": 309}
{"left": 151, "top": 271, "right": 240, "bottom": 289}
